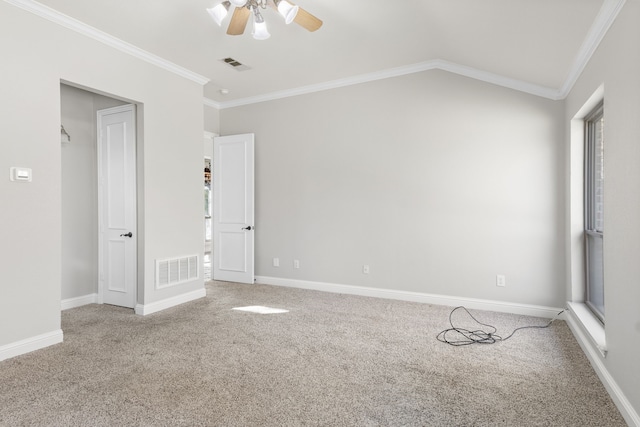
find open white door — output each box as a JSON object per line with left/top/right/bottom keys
{"left": 213, "top": 133, "right": 255, "bottom": 284}
{"left": 97, "top": 105, "right": 137, "bottom": 308}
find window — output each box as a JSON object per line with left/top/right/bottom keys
{"left": 584, "top": 101, "right": 604, "bottom": 322}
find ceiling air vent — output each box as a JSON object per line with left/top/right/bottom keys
{"left": 221, "top": 57, "right": 251, "bottom": 71}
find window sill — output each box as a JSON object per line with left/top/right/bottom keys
{"left": 567, "top": 302, "right": 607, "bottom": 357}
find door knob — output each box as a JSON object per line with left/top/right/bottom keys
{"left": 242, "top": 226, "right": 253, "bottom": 231}
{"left": 120, "top": 232, "right": 133, "bottom": 238}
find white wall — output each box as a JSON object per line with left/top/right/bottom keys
{"left": 60, "top": 84, "right": 127, "bottom": 301}
{"left": 0, "top": 2, "right": 205, "bottom": 350}
{"left": 565, "top": 0, "right": 640, "bottom": 418}
{"left": 221, "top": 69, "right": 566, "bottom": 308}
{"left": 204, "top": 104, "right": 220, "bottom": 135}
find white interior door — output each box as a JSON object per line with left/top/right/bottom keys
{"left": 98, "top": 105, "right": 137, "bottom": 308}
{"left": 213, "top": 133, "right": 255, "bottom": 284}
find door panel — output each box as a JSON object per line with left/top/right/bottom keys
{"left": 213, "top": 134, "right": 254, "bottom": 284}
{"left": 98, "top": 105, "right": 137, "bottom": 308}
{"left": 107, "top": 240, "right": 126, "bottom": 292}
{"left": 219, "top": 231, "right": 247, "bottom": 272}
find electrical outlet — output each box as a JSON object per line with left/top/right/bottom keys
{"left": 273, "top": 257, "right": 280, "bottom": 267}
{"left": 496, "top": 274, "right": 506, "bottom": 287}
{"left": 294, "top": 259, "right": 300, "bottom": 269}
{"left": 363, "top": 265, "right": 370, "bottom": 274}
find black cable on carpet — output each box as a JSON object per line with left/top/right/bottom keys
{"left": 436, "top": 306, "right": 565, "bottom": 346}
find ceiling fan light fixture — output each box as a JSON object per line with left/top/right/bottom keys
{"left": 213, "top": 0, "right": 321, "bottom": 38}
{"left": 252, "top": 8, "right": 270, "bottom": 40}
{"left": 275, "top": 0, "right": 299, "bottom": 25}
{"left": 207, "top": 1, "right": 231, "bottom": 26}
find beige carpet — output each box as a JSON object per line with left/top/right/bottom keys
{"left": 0, "top": 281, "right": 626, "bottom": 426}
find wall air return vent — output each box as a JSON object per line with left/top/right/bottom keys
{"left": 156, "top": 255, "right": 199, "bottom": 289}
{"left": 221, "top": 57, "right": 251, "bottom": 71}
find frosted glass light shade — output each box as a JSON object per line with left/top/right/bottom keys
{"left": 277, "top": 0, "right": 299, "bottom": 24}
{"left": 252, "top": 8, "right": 270, "bottom": 40}
{"left": 207, "top": 2, "right": 230, "bottom": 26}
{"left": 252, "top": 20, "right": 271, "bottom": 40}
{"left": 229, "top": 0, "right": 247, "bottom": 6}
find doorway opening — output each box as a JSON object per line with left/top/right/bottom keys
{"left": 60, "top": 83, "right": 140, "bottom": 310}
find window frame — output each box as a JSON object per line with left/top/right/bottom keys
{"left": 584, "top": 101, "right": 605, "bottom": 323}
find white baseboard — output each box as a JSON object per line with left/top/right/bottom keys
{"left": 565, "top": 308, "right": 640, "bottom": 427}
{"left": 61, "top": 293, "right": 99, "bottom": 310}
{"left": 255, "top": 276, "right": 564, "bottom": 319}
{"left": 0, "top": 329, "right": 63, "bottom": 362}
{"left": 254, "top": 276, "right": 637, "bottom": 425}
{"left": 134, "top": 287, "right": 206, "bottom": 316}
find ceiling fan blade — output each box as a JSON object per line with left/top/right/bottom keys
{"left": 227, "top": 6, "right": 251, "bottom": 35}
{"left": 294, "top": 7, "right": 323, "bottom": 32}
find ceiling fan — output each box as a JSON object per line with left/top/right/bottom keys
{"left": 207, "top": 0, "right": 323, "bottom": 40}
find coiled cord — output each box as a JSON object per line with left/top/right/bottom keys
{"left": 436, "top": 306, "right": 565, "bottom": 346}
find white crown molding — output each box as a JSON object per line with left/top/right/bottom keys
{"left": 203, "top": 97, "right": 222, "bottom": 109}
{"left": 216, "top": 59, "right": 561, "bottom": 109}
{"left": 6, "top": 0, "right": 620, "bottom": 106}
{"left": 212, "top": 0, "right": 624, "bottom": 109}
{"left": 4, "top": 0, "right": 210, "bottom": 86}
{"left": 434, "top": 59, "right": 562, "bottom": 100}
{"left": 216, "top": 61, "right": 438, "bottom": 108}
{"left": 134, "top": 287, "right": 206, "bottom": 316}
{"left": 558, "top": 0, "right": 626, "bottom": 98}
{"left": 255, "top": 276, "right": 564, "bottom": 319}
{"left": 0, "top": 329, "right": 63, "bottom": 362}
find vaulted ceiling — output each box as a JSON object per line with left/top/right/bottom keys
{"left": 29, "top": 0, "right": 617, "bottom": 106}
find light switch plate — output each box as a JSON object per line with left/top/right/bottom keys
{"left": 10, "top": 167, "right": 32, "bottom": 182}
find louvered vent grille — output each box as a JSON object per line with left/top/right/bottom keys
{"left": 156, "top": 255, "right": 199, "bottom": 289}
{"left": 220, "top": 57, "right": 251, "bottom": 71}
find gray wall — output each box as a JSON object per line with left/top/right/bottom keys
{"left": 0, "top": 2, "right": 205, "bottom": 348}
{"left": 204, "top": 104, "right": 220, "bottom": 135}
{"left": 60, "top": 84, "right": 127, "bottom": 300}
{"left": 565, "top": 0, "right": 640, "bottom": 415}
{"left": 221, "top": 69, "right": 566, "bottom": 308}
